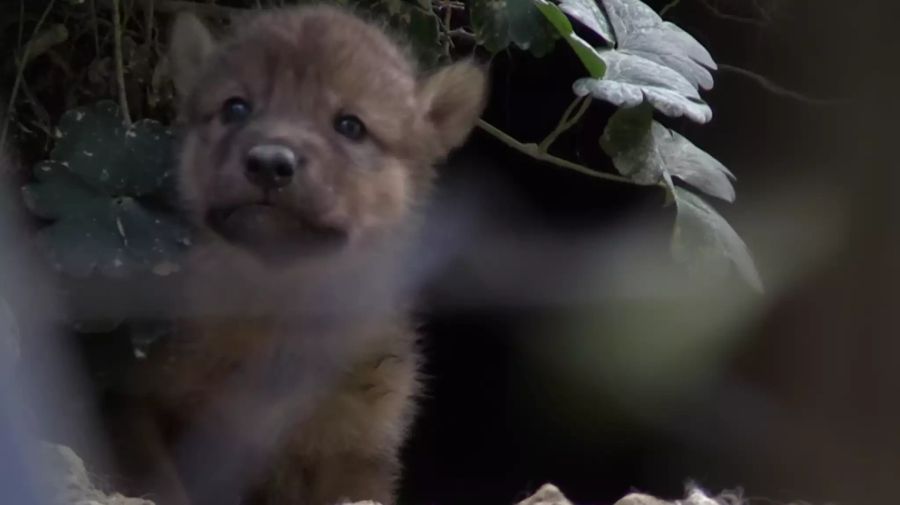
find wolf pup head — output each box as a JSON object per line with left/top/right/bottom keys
{"left": 169, "top": 5, "right": 487, "bottom": 263}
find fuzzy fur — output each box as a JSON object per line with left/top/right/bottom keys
{"left": 123, "top": 5, "right": 486, "bottom": 505}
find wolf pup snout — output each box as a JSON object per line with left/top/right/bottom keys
{"left": 245, "top": 144, "right": 301, "bottom": 189}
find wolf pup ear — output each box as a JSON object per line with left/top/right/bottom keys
{"left": 419, "top": 60, "right": 488, "bottom": 158}
{"left": 169, "top": 12, "right": 216, "bottom": 97}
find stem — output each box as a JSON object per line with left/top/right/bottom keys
{"left": 1, "top": 0, "right": 56, "bottom": 151}
{"left": 659, "top": 0, "right": 681, "bottom": 17}
{"left": 538, "top": 95, "right": 591, "bottom": 153}
{"left": 143, "top": 0, "right": 155, "bottom": 52}
{"left": 112, "top": 0, "right": 132, "bottom": 125}
{"left": 441, "top": 0, "right": 452, "bottom": 54}
{"left": 89, "top": 0, "right": 101, "bottom": 56}
{"left": 477, "top": 119, "right": 634, "bottom": 185}
{"left": 16, "top": 0, "right": 24, "bottom": 50}
{"left": 718, "top": 63, "right": 845, "bottom": 105}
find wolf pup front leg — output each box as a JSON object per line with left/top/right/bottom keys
{"left": 161, "top": 5, "right": 486, "bottom": 505}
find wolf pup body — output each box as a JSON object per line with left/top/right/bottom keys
{"left": 136, "top": 5, "right": 486, "bottom": 505}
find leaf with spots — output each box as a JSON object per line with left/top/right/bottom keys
{"left": 21, "top": 161, "right": 106, "bottom": 220}
{"left": 471, "top": 0, "right": 559, "bottom": 56}
{"left": 50, "top": 101, "right": 176, "bottom": 196}
{"left": 21, "top": 101, "right": 190, "bottom": 280}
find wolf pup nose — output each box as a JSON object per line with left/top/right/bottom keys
{"left": 118, "top": 4, "right": 488, "bottom": 505}
{"left": 245, "top": 144, "right": 300, "bottom": 189}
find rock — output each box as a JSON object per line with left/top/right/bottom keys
{"left": 517, "top": 484, "right": 572, "bottom": 505}
{"left": 39, "top": 443, "right": 155, "bottom": 505}
{"left": 513, "top": 483, "right": 739, "bottom": 505}
{"left": 34, "top": 446, "right": 739, "bottom": 505}
{"left": 614, "top": 493, "right": 672, "bottom": 505}
{"left": 613, "top": 487, "right": 738, "bottom": 505}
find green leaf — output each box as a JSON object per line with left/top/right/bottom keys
{"left": 574, "top": 49, "right": 712, "bottom": 123}
{"left": 51, "top": 101, "right": 175, "bottom": 196}
{"left": 472, "top": 0, "right": 559, "bottom": 56}
{"left": 671, "top": 186, "right": 762, "bottom": 292}
{"left": 601, "top": 105, "right": 734, "bottom": 200}
{"left": 37, "top": 210, "right": 133, "bottom": 279}
{"left": 534, "top": 0, "right": 606, "bottom": 77}
{"left": 601, "top": 0, "right": 715, "bottom": 90}
{"left": 558, "top": 0, "right": 614, "bottom": 43}
{"left": 554, "top": 0, "right": 717, "bottom": 122}
{"left": 21, "top": 161, "right": 106, "bottom": 220}
{"left": 23, "top": 100, "right": 191, "bottom": 279}
{"left": 33, "top": 196, "right": 190, "bottom": 279}
{"left": 111, "top": 196, "right": 190, "bottom": 272}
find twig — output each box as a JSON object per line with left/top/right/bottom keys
{"left": 698, "top": 0, "right": 770, "bottom": 26}
{"left": 1, "top": 0, "right": 57, "bottom": 151}
{"left": 441, "top": 0, "right": 452, "bottom": 54}
{"left": 477, "top": 119, "right": 636, "bottom": 185}
{"left": 19, "top": 79, "right": 54, "bottom": 139}
{"left": 539, "top": 96, "right": 591, "bottom": 152}
{"left": 448, "top": 29, "right": 475, "bottom": 42}
{"left": 718, "top": 63, "right": 846, "bottom": 106}
{"left": 16, "top": 0, "right": 25, "bottom": 50}
{"left": 112, "top": 0, "right": 132, "bottom": 125}
{"left": 143, "top": 0, "right": 155, "bottom": 51}
{"left": 660, "top": 0, "right": 681, "bottom": 17}
{"left": 89, "top": 0, "right": 101, "bottom": 57}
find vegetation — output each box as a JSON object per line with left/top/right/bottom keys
{"left": 0, "top": 0, "right": 761, "bottom": 349}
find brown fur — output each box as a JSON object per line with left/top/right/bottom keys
{"left": 126, "top": 5, "right": 486, "bottom": 505}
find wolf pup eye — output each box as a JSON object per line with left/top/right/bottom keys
{"left": 334, "top": 114, "right": 366, "bottom": 141}
{"left": 221, "top": 97, "right": 252, "bottom": 124}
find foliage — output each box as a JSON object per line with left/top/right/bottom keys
{"left": 532, "top": 0, "right": 758, "bottom": 289}
{"left": 0, "top": 0, "right": 761, "bottom": 344}
{"left": 21, "top": 101, "right": 188, "bottom": 279}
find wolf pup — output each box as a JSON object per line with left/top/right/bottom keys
{"left": 135, "top": 4, "right": 486, "bottom": 505}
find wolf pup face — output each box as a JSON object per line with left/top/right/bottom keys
{"left": 169, "top": 6, "right": 486, "bottom": 262}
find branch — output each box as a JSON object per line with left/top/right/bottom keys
{"left": 698, "top": 0, "right": 771, "bottom": 26}
{"left": 112, "top": 0, "right": 132, "bottom": 125}
{"left": 448, "top": 29, "right": 476, "bottom": 42}
{"left": 659, "top": 0, "right": 681, "bottom": 17}
{"left": 718, "top": 63, "right": 846, "bottom": 106}
{"left": 477, "top": 119, "right": 636, "bottom": 185}
{"left": 143, "top": 0, "right": 155, "bottom": 51}
{"left": 539, "top": 96, "right": 591, "bottom": 152}
{"left": 441, "top": 0, "right": 452, "bottom": 54}
{"left": 89, "top": 0, "right": 100, "bottom": 56}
